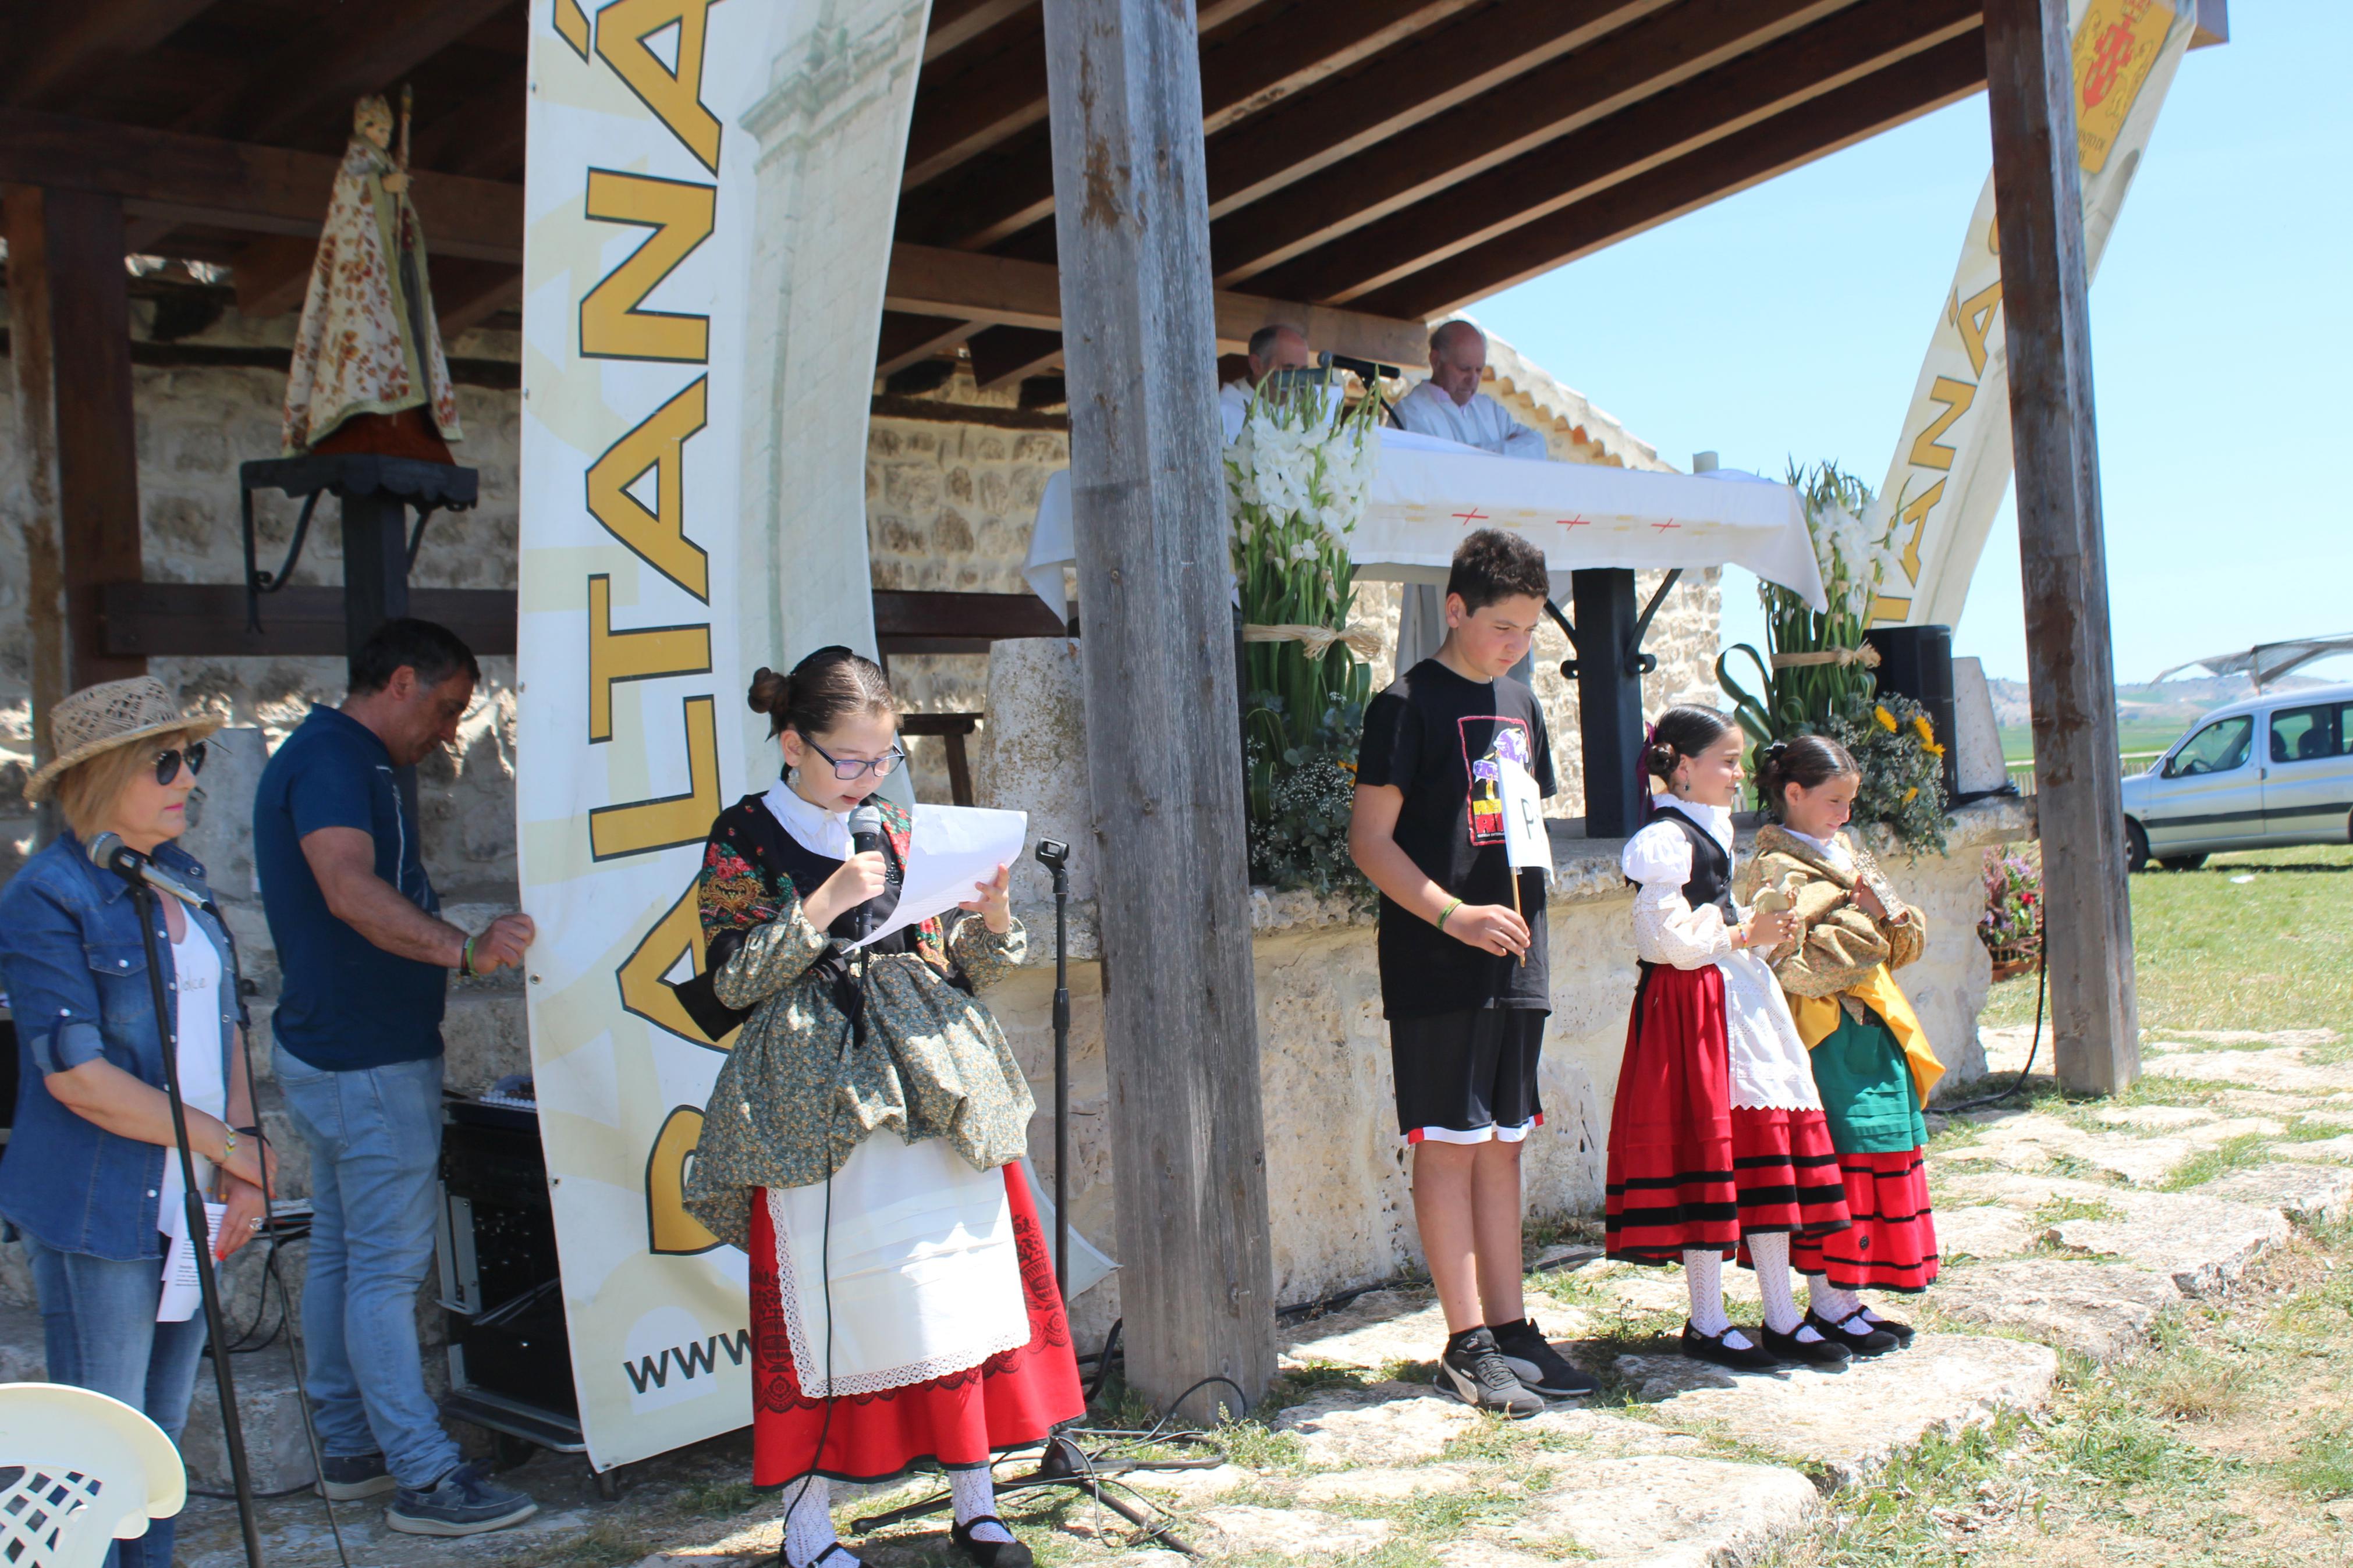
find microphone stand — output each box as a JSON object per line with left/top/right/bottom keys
{"left": 1032, "top": 840, "right": 1072, "bottom": 1300}
{"left": 128, "top": 881, "right": 267, "bottom": 1568}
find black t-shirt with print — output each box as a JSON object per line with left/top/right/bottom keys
{"left": 1355, "top": 658, "right": 1556, "bottom": 1019}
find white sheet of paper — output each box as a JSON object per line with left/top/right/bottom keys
{"left": 850, "top": 805, "right": 1029, "bottom": 949}
{"left": 1498, "top": 758, "right": 1553, "bottom": 881}
{"left": 158, "top": 1199, "right": 226, "bottom": 1323}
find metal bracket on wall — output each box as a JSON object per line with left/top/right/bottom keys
{"left": 1543, "top": 567, "right": 1683, "bottom": 681}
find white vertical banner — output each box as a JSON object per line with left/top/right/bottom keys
{"left": 519, "top": 0, "right": 931, "bottom": 1470}
{"left": 1871, "top": 0, "right": 2198, "bottom": 628}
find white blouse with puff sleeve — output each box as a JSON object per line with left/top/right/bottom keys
{"left": 1623, "top": 803, "right": 1821, "bottom": 1113}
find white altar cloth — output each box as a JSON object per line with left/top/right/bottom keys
{"left": 1021, "top": 427, "right": 1825, "bottom": 617}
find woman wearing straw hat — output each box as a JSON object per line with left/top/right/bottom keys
{"left": 0, "top": 676, "right": 278, "bottom": 1568}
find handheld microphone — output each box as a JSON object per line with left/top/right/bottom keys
{"left": 846, "top": 803, "right": 885, "bottom": 940}
{"left": 87, "top": 831, "right": 207, "bottom": 909}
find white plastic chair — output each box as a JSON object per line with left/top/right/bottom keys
{"left": 0, "top": 1383, "right": 186, "bottom": 1568}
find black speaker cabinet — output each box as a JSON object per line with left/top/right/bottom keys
{"left": 436, "top": 1107, "right": 584, "bottom": 1452}
{"left": 1862, "top": 624, "right": 1957, "bottom": 805}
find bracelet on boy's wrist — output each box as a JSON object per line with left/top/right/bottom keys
{"left": 1435, "top": 897, "right": 1463, "bottom": 932}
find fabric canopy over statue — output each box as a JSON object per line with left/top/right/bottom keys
{"left": 282, "top": 93, "right": 463, "bottom": 461}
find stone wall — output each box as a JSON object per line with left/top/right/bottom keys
{"left": 975, "top": 638, "right": 2030, "bottom": 1349}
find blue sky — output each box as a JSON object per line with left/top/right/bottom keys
{"left": 1475, "top": 3, "right": 2351, "bottom": 686}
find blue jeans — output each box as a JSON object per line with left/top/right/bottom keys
{"left": 274, "top": 1047, "right": 461, "bottom": 1489}
{"left": 21, "top": 1232, "right": 211, "bottom": 1568}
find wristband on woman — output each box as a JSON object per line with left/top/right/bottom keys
{"left": 218, "top": 1127, "right": 239, "bottom": 1167}
{"left": 1435, "top": 897, "right": 1463, "bottom": 932}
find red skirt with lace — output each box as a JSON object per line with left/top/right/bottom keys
{"left": 748, "top": 1167, "right": 1085, "bottom": 1484}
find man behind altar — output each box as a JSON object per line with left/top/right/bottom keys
{"left": 1220, "top": 321, "right": 1314, "bottom": 442}
{"left": 1394, "top": 320, "right": 1549, "bottom": 461}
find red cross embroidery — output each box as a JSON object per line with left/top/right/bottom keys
{"left": 1451, "top": 507, "right": 1489, "bottom": 527}
{"left": 1650, "top": 518, "right": 1682, "bottom": 534}
{"left": 1556, "top": 515, "right": 1592, "bottom": 529}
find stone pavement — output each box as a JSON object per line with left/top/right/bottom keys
{"left": 179, "top": 1025, "right": 2353, "bottom": 1566}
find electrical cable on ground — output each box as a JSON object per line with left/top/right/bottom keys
{"left": 1946, "top": 939, "right": 2049, "bottom": 1112}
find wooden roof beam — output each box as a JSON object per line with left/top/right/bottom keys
{"left": 874, "top": 311, "right": 981, "bottom": 378}
{"left": 1357, "top": 29, "right": 1988, "bottom": 321}
{"left": 231, "top": 234, "right": 320, "bottom": 319}
{"left": 1211, "top": 0, "right": 1854, "bottom": 287}
{"left": 925, "top": 0, "right": 1038, "bottom": 63}
{"left": 896, "top": 0, "right": 1513, "bottom": 248}
{"left": 966, "top": 325, "right": 1063, "bottom": 392}
{"left": 1, "top": 1, "right": 219, "bottom": 111}
{"left": 1248, "top": 0, "right": 1978, "bottom": 304}
{"left": 0, "top": 108, "right": 522, "bottom": 264}
{"left": 434, "top": 258, "right": 522, "bottom": 340}
{"left": 882, "top": 240, "right": 1430, "bottom": 366}
{"left": 174, "top": 0, "right": 519, "bottom": 143}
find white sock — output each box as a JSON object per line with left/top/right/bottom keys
{"left": 1683, "top": 1248, "right": 1732, "bottom": 1337}
{"left": 1861, "top": 1303, "right": 1898, "bottom": 1325}
{"left": 1810, "top": 1277, "right": 1865, "bottom": 1323}
{"left": 785, "top": 1478, "right": 852, "bottom": 1568}
{"left": 1749, "top": 1232, "right": 1811, "bottom": 1336}
{"left": 950, "top": 1467, "right": 1012, "bottom": 1544}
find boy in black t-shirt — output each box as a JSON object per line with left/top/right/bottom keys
{"left": 1350, "top": 529, "right": 1597, "bottom": 1413}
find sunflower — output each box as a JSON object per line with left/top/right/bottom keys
{"left": 1923, "top": 739, "right": 1946, "bottom": 758}
{"left": 1875, "top": 705, "right": 1898, "bottom": 733}
{"left": 1903, "top": 785, "right": 1919, "bottom": 804}
{"left": 1912, "top": 713, "right": 1936, "bottom": 745}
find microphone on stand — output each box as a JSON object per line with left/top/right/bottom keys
{"left": 87, "top": 831, "right": 208, "bottom": 909}
{"left": 846, "top": 803, "right": 886, "bottom": 942}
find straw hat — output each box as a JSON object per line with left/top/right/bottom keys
{"left": 24, "top": 677, "right": 225, "bottom": 803}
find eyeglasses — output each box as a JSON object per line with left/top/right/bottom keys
{"left": 155, "top": 742, "right": 208, "bottom": 787}
{"left": 805, "top": 739, "right": 906, "bottom": 781}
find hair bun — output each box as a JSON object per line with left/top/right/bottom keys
{"left": 746, "top": 665, "right": 789, "bottom": 716}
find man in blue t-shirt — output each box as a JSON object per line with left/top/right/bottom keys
{"left": 254, "top": 618, "right": 538, "bottom": 1537}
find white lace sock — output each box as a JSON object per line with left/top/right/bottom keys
{"left": 1861, "top": 1303, "right": 1901, "bottom": 1325}
{"left": 1809, "top": 1277, "right": 1866, "bottom": 1323}
{"left": 1749, "top": 1232, "right": 1815, "bottom": 1337}
{"left": 950, "top": 1467, "right": 1012, "bottom": 1544}
{"left": 784, "top": 1478, "right": 854, "bottom": 1568}
{"left": 1683, "top": 1248, "right": 1733, "bottom": 1337}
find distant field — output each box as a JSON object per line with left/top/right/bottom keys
{"left": 1998, "top": 722, "right": 2189, "bottom": 766}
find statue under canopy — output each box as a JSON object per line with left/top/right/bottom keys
{"left": 282, "top": 92, "right": 464, "bottom": 462}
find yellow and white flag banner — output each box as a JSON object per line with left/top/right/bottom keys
{"left": 1871, "top": 0, "right": 2199, "bottom": 628}
{"left": 518, "top": 0, "right": 930, "bottom": 1470}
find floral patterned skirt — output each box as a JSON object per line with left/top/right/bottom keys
{"left": 747, "top": 1165, "right": 1084, "bottom": 1484}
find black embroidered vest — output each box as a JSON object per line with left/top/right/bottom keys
{"left": 1647, "top": 805, "right": 1738, "bottom": 923}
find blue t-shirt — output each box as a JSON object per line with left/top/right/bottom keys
{"left": 254, "top": 705, "right": 447, "bottom": 1070}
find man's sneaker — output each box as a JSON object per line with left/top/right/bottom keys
{"left": 1490, "top": 1318, "right": 1600, "bottom": 1397}
{"left": 318, "top": 1451, "right": 396, "bottom": 1502}
{"left": 385, "top": 1460, "right": 538, "bottom": 1537}
{"left": 1435, "top": 1328, "right": 1544, "bottom": 1417}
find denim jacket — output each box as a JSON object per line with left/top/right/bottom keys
{"left": 0, "top": 832, "right": 245, "bottom": 1260}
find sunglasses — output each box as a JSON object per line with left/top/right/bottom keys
{"left": 154, "top": 742, "right": 209, "bottom": 787}
{"left": 804, "top": 739, "right": 906, "bottom": 781}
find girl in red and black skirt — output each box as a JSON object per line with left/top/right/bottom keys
{"left": 684, "top": 649, "right": 1083, "bottom": 1568}
{"left": 1604, "top": 706, "right": 1855, "bottom": 1370}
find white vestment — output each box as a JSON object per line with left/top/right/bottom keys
{"left": 1392, "top": 379, "right": 1548, "bottom": 461}
{"left": 1219, "top": 378, "right": 1252, "bottom": 445}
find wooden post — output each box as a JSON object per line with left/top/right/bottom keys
{"left": 1983, "top": 0, "right": 2139, "bottom": 1094}
{"left": 1040, "top": 0, "right": 1277, "bottom": 1413}
{"left": 5, "top": 183, "right": 143, "bottom": 831}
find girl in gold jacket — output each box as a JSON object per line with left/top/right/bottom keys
{"left": 1738, "top": 735, "right": 1944, "bottom": 1354}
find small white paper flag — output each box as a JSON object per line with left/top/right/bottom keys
{"left": 1497, "top": 757, "right": 1553, "bottom": 880}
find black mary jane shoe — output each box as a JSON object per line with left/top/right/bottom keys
{"left": 1806, "top": 1309, "right": 1900, "bottom": 1358}
{"left": 952, "top": 1517, "right": 1035, "bottom": 1568}
{"left": 782, "top": 1545, "right": 861, "bottom": 1568}
{"left": 1860, "top": 1311, "right": 1916, "bottom": 1346}
{"left": 1680, "top": 1320, "right": 1780, "bottom": 1371}
{"left": 1761, "top": 1322, "right": 1853, "bottom": 1368}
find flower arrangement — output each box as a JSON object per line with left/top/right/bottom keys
{"left": 1226, "top": 375, "right": 1381, "bottom": 892}
{"left": 1830, "top": 692, "right": 1950, "bottom": 856}
{"left": 1717, "top": 461, "right": 1951, "bottom": 854}
{"left": 1979, "top": 843, "right": 2043, "bottom": 978}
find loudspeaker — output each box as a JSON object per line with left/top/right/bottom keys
{"left": 1863, "top": 624, "right": 1957, "bottom": 804}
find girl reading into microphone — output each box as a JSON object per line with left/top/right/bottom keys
{"left": 684, "top": 648, "right": 1080, "bottom": 1568}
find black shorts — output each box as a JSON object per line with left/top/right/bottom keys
{"left": 1389, "top": 1007, "right": 1546, "bottom": 1145}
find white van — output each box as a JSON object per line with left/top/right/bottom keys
{"left": 2120, "top": 681, "right": 2353, "bottom": 870}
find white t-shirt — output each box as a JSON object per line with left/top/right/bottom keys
{"left": 158, "top": 920, "right": 227, "bottom": 1225}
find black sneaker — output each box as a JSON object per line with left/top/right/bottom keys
{"left": 1806, "top": 1309, "right": 1900, "bottom": 1357}
{"left": 1680, "top": 1320, "right": 1779, "bottom": 1371}
{"left": 1436, "top": 1327, "right": 1543, "bottom": 1417}
{"left": 385, "top": 1459, "right": 538, "bottom": 1537}
{"left": 1761, "top": 1322, "right": 1852, "bottom": 1368}
{"left": 1490, "top": 1318, "right": 1599, "bottom": 1397}
{"left": 318, "top": 1450, "right": 395, "bottom": 1501}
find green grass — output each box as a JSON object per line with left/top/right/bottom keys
{"left": 2160, "top": 1131, "right": 2279, "bottom": 1192}
{"left": 1981, "top": 843, "right": 2353, "bottom": 1036}
{"left": 1999, "top": 722, "right": 2188, "bottom": 765}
